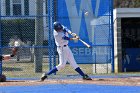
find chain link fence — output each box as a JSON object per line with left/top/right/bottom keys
{"left": 0, "top": 0, "right": 114, "bottom": 79}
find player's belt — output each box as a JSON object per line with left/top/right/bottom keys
{"left": 57, "top": 45, "right": 67, "bottom": 47}
{"left": 63, "top": 45, "right": 67, "bottom": 47}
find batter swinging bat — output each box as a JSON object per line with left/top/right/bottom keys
{"left": 79, "top": 38, "right": 91, "bottom": 48}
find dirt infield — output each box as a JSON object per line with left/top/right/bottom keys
{"left": 0, "top": 77, "right": 140, "bottom": 86}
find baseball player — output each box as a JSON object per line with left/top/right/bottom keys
{"left": 0, "top": 47, "right": 18, "bottom": 61}
{"left": 0, "top": 41, "right": 20, "bottom": 61}
{"left": 40, "top": 22, "right": 92, "bottom": 81}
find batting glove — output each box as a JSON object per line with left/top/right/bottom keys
{"left": 70, "top": 37, "right": 79, "bottom": 40}
{"left": 71, "top": 33, "right": 77, "bottom": 37}
{"left": 75, "top": 36, "right": 79, "bottom": 39}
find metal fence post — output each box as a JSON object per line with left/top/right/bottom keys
{"left": 48, "top": 0, "right": 56, "bottom": 71}
{"left": 34, "top": 0, "right": 44, "bottom": 72}
{"left": 0, "top": 0, "right": 2, "bottom": 76}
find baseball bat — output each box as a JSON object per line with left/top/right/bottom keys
{"left": 79, "top": 38, "right": 91, "bottom": 48}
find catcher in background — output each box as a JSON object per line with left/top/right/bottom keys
{"left": 40, "top": 22, "right": 92, "bottom": 81}
{"left": 0, "top": 41, "right": 19, "bottom": 82}
{"left": 0, "top": 47, "right": 18, "bottom": 61}
{"left": 0, "top": 41, "right": 20, "bottom": 61}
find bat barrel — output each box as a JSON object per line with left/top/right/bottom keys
{"left": 79, "top": 39, "right": 91, "bottom": 48}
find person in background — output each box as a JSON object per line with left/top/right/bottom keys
{"left": 0, "top": 41, "right": 20, "bottom": 61}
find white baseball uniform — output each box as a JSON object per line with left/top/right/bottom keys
{"left": 53, "top": 26, "right": 79, "bottom": 71}
{"left": 40, "top": 22, "right": 92, "bottom": 81}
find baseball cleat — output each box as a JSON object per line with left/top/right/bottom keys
{"left": 83, "top": 74, "right": 92, "bottom": 80}
{"left": 40, "top": 73, "right": 47, "bottom": 81}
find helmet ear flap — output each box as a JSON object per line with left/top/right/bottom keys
{"left": 54, "top": 22, "right": 63, "bottom": 31}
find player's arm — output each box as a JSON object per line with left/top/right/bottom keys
{"left": 10, "top": 47, "right": 19, "bottom": 57}
{"left": 62, "top": 27, "right": 79, "bottom": 40}
{"left": 1, "top": 47, "right": 19, "bottom": 61}
{"left": 63, "top": 28, "right": 77, "bottom": 36}
{"left": 1, "top": 41, "right": 20, "bottom": 61}
{"left": 62, "top": 35, "right": 79, "bottom": 41}
{"left": 10, "top": 40, "right": 20, "bottom": 57}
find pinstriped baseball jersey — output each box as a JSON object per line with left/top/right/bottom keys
{"left": 53, "top": 26, "right": 69, "bottom": 47}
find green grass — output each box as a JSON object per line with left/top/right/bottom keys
{"left": 2, "top": 62, "right": 93, "bottom": 78}
{"left": 2, "top": 62, "right": 140, "bottom": 79}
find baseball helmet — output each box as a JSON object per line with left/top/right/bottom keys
{"left": 53, "top": 22, "right": 63, "bottom": 31}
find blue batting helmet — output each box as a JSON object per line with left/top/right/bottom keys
{"left": 53, "top": 22, "right": 63, "bottom": 31}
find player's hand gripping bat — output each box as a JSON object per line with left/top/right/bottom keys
{"left": 69, "top": 32, "right": 91, "bottom": 48}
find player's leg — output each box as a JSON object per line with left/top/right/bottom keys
{"left": 40, "top": 66, "right": 58, "bottom": 81}
{"left": 40, "top": 47, "right": 67, "bottom": 81}
{"left": 67, "top": 47, "right": 92, "bottom": 80}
